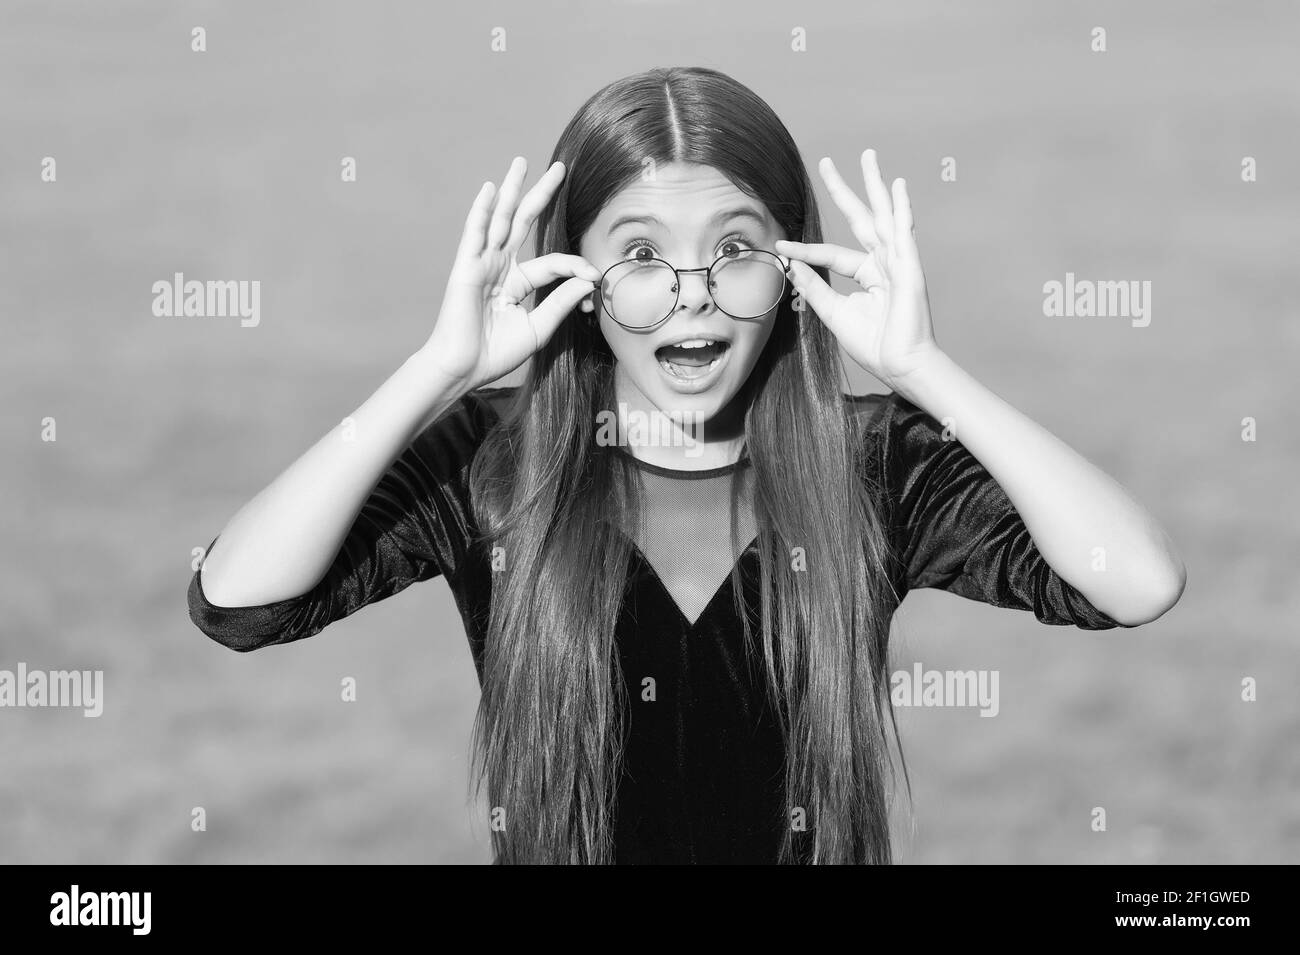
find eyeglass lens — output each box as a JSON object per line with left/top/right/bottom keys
{"left": 599, "top": 250, "right": 787, "bottom": 328}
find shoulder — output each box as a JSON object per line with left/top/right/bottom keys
{"left": 843, "top": 390, "right": 938, "bottom": 453}
{"left": 462, "top": 384, "right": 519, "bottom": 428}
{"left": 429, "top": 383, "right": 518, "bottom": 436}
{"left": 407, "top": 384, "right": 520, "bottom": 474}
{"left": 843, "top": 390, "right": 957, "bottom": 515}
{"left": 843, "top": 391, "right": 892, "bottom": 433}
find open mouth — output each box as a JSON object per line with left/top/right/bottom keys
{"left": 654, "top": 339, "right": 731, "bottom": 380}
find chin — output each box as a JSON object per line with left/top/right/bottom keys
{"left": 604, "top": 318, "right": 775, "bottom": 430}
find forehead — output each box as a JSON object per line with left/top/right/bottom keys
{"left": 591, "top": 162, "right": 775, "bottom": 236}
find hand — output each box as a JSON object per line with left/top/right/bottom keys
{"left": 774, "top": 149, "right": 943, "bottom": 392}
{"left": 422, "top": 156, "right": 602, "bottom": 390}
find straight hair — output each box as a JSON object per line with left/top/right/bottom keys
{"left": 468, "top": 66, "right": 907, "bottom": 864}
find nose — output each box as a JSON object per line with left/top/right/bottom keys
{"left": 672, "top": 268, "right": 716, "bottom": 315}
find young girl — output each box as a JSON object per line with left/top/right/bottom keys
{"left": 188, "top": 66, "right": 1185, "bottom": 865}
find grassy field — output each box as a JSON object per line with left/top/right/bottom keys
{"left": 2, "top": 1, "right": 1297, "bottom": 863}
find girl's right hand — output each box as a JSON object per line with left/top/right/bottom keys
{"left": 422, "top": 156, "right": 603, "bottom": 391}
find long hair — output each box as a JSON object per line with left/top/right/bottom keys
{"left": 468, "top": 66, "right": 906, "bottom": 864}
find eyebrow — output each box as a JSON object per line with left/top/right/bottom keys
{"left": 606, "top": 205, "right": 768, "bottom": 237}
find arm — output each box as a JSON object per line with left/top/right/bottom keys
{"left": 198, "top": 350, "right": 467, "bottom": 608}
{"left": 889, "top": 350, "right": 1185, "bottom": 626}
{"left": 199, "top": 156, "right": 599, "bottom": 609}
{"left": 778, "top": 148, "right": 1184, "bottom": 628}
{"left": 192, "top": 155, "right": 600, "bottom": 629}
{"left": 188, "top": 380, "right": 498, "bottom": 650}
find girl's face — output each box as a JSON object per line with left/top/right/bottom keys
{"left": 579, "top": 162, "right": 787, "bottom": 427}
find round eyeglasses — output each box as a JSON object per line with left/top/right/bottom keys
{"left": 596, "top": 244, "right": 791, "bottom": 330}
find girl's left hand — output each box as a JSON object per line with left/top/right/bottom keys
{"left": 774, "top": 149, "right": 942, "bottom": 392}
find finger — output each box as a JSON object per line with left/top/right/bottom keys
{"left": 527, "top": 275, "right": 597, "bottom": 346}
{"left": 860, "top": 149, "right": 895, "bottom": 244}
{"left": 455, "top": 180, "right": 497, "bottom": 261}
{"left": 817, "top": 156, "right": 881, "bottom": 251}
{"left": 774, "top": 240, "right": 876, "bottom": 287}
{"left": 504, "top": 160, "right": 567, "bottom": 259}
{"left": 786, "top": 258, "right": 851, "bottom": 337}
{"left": 505, "top": 252, "right": 603, "bottom": 301}
{"left": 486, "top": 156, "right": 528, "bottom": 249}
{"left": 891, "top": 178, "right": 918, "bottom": 258}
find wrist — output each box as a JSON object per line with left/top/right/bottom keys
{"left": 883, "top": 346, "right": 957, "bottom": 407}
{"left": 403, "top": 347, "right": 477, "bottom": 424}
{"left": 410, "top": 339, "right": 476, "bottom": 388}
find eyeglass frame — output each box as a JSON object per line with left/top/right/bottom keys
{"left": 593, "top": 247, "right": 793, "bottom": 331}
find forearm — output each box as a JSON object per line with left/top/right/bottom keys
{"left": 198, "top": 346, "right": 470, "bottom": 607}
{"left": 890, "top": 349, "right": 1186, "bottom": 626}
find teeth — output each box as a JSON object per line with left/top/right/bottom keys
{"left": 659, "top": 356, "right": 724, "bottom": 379}
{"left": 669, "top": 339, "right": 717, "bottom": 349}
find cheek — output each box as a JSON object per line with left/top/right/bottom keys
{"left": 597, "top": 317, "right": 640, "bottom": 363}
{"left": 598, "top": 318, "right": 663, "bottom": 384}
{"left": 730, "top": 313, "right": 779, "bottom": 369}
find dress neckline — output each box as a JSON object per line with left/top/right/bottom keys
{"left": 615, "top": 445, "right": 751, "bottom": 480}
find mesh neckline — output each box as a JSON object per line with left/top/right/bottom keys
{"left": 615, "top": 445, "right": 751, "bottom": 480}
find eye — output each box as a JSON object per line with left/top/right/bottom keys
{"left": 620, "top": 238, "right": 659, "bottom": 260}
{"left": 717, "top": 232, "right": 759, "bottom": 258}
{"left": 619, "top": 232, "right": 761, "bottom": 261}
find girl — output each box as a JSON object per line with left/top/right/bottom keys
{"left": 188, "top": 66, "right": 1185, "bottom": 865}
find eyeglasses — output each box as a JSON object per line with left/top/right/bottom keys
{"left": 595, "top": 245, "right": 791, "bottom": 330}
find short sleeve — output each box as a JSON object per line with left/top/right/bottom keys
{"left": 188, "top": 387, "right": 513, "bottom": 651}
{"left": 854, "top": 391, "right": 1129, "bottom": 630}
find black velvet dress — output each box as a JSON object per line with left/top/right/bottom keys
{"left": 187, "top": 387, "right": 1125, "bottom": 864}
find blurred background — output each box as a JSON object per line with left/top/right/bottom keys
{"left": 1, "top": 0, "right": 1296, "bottom": 864}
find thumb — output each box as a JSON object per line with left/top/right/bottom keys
{"left": 788, "top": 259, "right": 846, "bottom": 334}
{"left": 527, "top": 276, "right": 597, "bottom": 346}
